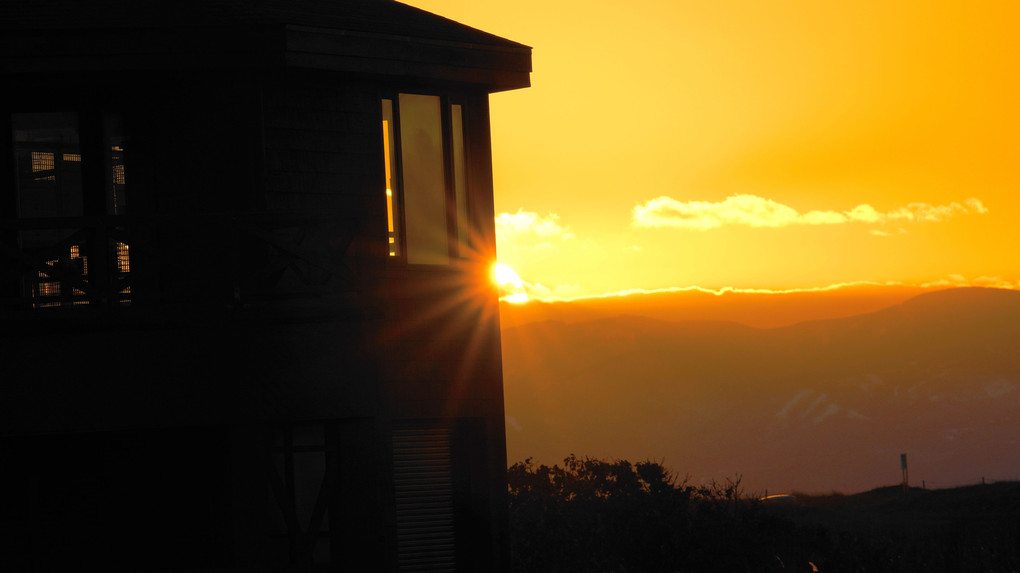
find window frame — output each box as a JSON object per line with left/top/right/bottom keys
{"left": 381, "top": 91, "right": 472, "bottom": 266}
{"left": 4, "top": 107, "right": 132, "bottom": 308}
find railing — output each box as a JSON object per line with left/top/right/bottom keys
{"left": 0, "top": 213, "right": 364, "bottom": 313}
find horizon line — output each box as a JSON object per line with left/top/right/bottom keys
{"left": 503, "top": 277, "right": 1020, "bottom": 304}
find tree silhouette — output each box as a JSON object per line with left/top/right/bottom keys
{"left": 507, "top": 455, "right": 821, "bottom": 572}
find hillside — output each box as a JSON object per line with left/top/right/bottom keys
{"left": 757, "top": 481, "right": 1020, "bottom": 572}
{"left": 500, "top": 287, "right": 1020, "bottom": 493}
{"left": 781, "top": 481, "right": 1020, "bottom": 532}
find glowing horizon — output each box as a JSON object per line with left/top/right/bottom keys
{"left": 502, "top": 275, "right": 1020, "bottom": 305}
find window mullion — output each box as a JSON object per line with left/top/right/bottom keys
{"left": 78, "top": 109, "right": 107, "bottom": 217}
{"left": 449, "top": 102, "right": 468, "bottom": 258}
{"left": 78, "top": 110, "right": 111, "bottom": 305}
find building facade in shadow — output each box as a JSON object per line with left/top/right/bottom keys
{"left": 0, "top": 1, "right": 530, "bottom": 570}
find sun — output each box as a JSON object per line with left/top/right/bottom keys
{"left": 493, "top": 263, "right": 529, "bottom": 303}
{"left": 494, "top": 262, "right": 520, "bottom": 286}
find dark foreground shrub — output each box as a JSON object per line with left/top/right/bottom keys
{"left": 509, "top": 459, "right": 1020, "bottom": 572}
{"left": 507, "top": 455, "right": 824, "bottom": 573}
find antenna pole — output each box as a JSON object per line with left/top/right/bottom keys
{"left": 900, "top": 453, "right": 908, "bottom": 491}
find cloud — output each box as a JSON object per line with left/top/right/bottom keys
{"left": 495, "top": 209, "right": 574, "bottom": 249}
{"left": 921, "top": 274, "right": 1020, "bottom": 290}
{"left": 523, "top": 282, "right": 582, "bottom": 299}
{"left": 869, "top": 228, "right": 907, "bottom": 237}
{"left": 632, "top": 194, "right": 988, "bottom": 231}
{"left": 883, "top": 198, "right": 988, "bottom": 223}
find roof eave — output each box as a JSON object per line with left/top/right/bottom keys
{"left": 0, "top": 23, "right": 532, "bottom": 93}
{"left": 284, "top": 24, "right": 531, "bottom": 92}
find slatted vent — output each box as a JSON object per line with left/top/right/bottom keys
{"left": 392, "top": 427, "right": 456, "bottom": 572}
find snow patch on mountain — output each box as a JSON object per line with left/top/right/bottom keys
{"left": 985, "top": 379, "right": 1016, "bottom": 399}
{"left": 776, "top": 391, "right": 871, "bottom": 425}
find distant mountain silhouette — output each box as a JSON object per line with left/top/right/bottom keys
{"left": 499, "top": 282, "right": 933, "bottom": 329}
{"left": 501, "top": 287, "right": 1020, "bottom": 493}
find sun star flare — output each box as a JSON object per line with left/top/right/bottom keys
{"left": 494, "top": 263, "right": 529, "bottom": 303}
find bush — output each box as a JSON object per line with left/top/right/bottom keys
{"left": 507, "top": 455, "right": 819, "bottom": 573}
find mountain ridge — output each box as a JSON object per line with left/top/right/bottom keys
{"left": 501, "top": 287, "right": 1020, "bottom": 493}
{"left": 499, "top": 283, "right": 942, "bottom": 329}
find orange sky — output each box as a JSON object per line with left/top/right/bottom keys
{"left": 406, "top": 0, "right": 1020, "bottom": 299}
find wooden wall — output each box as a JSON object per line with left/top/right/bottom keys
{"left": 1, "top": 66, "right": 509, "bottom": 571}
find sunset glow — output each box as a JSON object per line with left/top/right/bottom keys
{"left": 396, "top": 0, "right": 1020, "bottom": 510}
{"left": 494, "top": 263, "right": 528, "bottom": 303}
{"left": 403, "top": 0, "right": 1020, "bottom": 299}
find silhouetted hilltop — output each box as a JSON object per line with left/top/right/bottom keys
{"left": 502, "top": 287, "right": 1020, "bottom": 493}
{"left": 506, "top": 452, "right": 1020, "bottom": 572}
{"left": 791, "top": 480, "right": 1020, "bottom": 520}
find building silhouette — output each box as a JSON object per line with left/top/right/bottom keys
{"left": 0, "top": 1, "right": 530, "bottom": 570}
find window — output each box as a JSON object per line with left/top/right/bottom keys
{"left": 13, "top": 112, "right": 84, "bottom": 220}
{"left": 9, "top": 111, "right": 131, "bottom": 307}
{"left": 381, "top": 94, "right": 470, "bottom": 264}
{"left": 267, "top": 423, "right": 334, "bottom": 565}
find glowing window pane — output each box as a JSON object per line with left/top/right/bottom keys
{"left": 398, "top": 94, "right": 448, "bottom": 265}
{"left": 381, "top": 99, "right": 400, "bottom": 257}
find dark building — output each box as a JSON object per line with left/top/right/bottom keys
{"left": 0, "top": 1, "right": 530, "bottom": 570}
